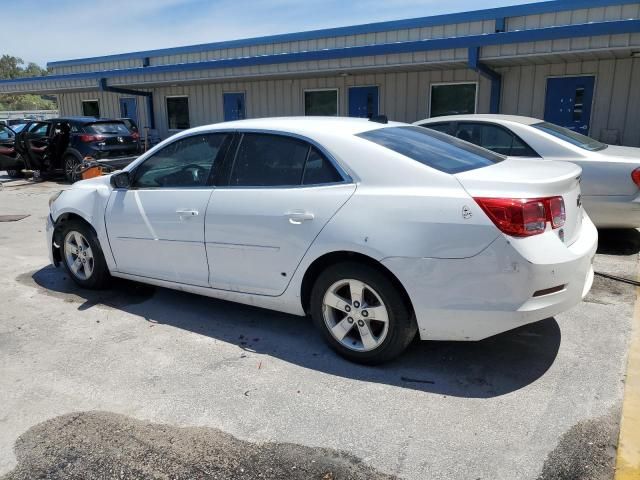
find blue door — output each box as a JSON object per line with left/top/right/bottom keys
{"left": 119, "top": 97, "right": 138, "bottom": 124}
{"left": 223, "top": 93, "right": 246, "bottom": 121}
{"left": 348, "top": 86, "right": 379, "bottom": 118}
{"left": 544, "top": 76, "right": 595, "bottom": 134}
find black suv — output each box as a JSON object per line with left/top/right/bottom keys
{"left": 0, "top": 116, "right": 140, "bottom": 182}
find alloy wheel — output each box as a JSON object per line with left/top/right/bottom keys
{"left": 322, "top": 279, "right": 389, "bottom": 352}
{"left": 64, "top": 231, "right": 95, "bottom": 280}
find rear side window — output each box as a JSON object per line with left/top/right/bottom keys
{"left": 85, "top": 122, "right": 131, "bottom": 135}
{"left": 303, "top": 147, "right": 342, "bottom": 185}
{"left": 455, "top": 123, "right": 538, "bottom": 157}
{"left": 421, "top": 123, "right": 453, "bottom": 135}
{"left": 357, "top": 126, "right": 504, "bottom": 174}
{"left": 230, "top": 134, "right": 310, "bottom": 187}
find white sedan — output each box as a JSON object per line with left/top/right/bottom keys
{"left": 414, "top": 114, "right": 640, "bottom": 228}
{"left": 46, "top": 117, "right": 597, "bottom": 364}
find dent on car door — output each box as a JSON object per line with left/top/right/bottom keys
{"left": 205, "top": 132, "right": 356, "bottom": 296}
{"left": 105, "top": 132, "right": 232, "bottom": 286}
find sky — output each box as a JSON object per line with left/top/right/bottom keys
{"left": 2, "top": 0, "right": 547, "bottom": 68}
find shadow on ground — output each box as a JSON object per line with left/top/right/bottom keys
{"left": 0, "top": 411, "right": 397, "bottom": 480}
{"left": 22, "top": 265, "right": 562, "bottom": 399}
{"left": 597, "top": 228, "right": 640, "bottom": 255}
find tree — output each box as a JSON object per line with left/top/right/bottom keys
{"left": 0, "top": 55, "right": 57, "bottom": 111}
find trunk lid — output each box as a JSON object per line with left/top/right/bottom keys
{"left": 455, "top": 159, "right": 584, "bottom": 245}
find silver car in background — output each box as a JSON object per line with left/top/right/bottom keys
{"left": 414, "top": 114, "right": 640, "bottom": 228}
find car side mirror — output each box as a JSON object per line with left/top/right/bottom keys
{"left": 110, "top": 171, "right": 131, "bottom": 189}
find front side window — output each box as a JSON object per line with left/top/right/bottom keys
{"left": 82, "top": 100, "right": 100, "bottom": 117}
{"left": 455, "top": 123, "right": 538, "bottom": 157}
{"left": 166, "top": 97, "right": 190, "bottom": 130}
{"left": 133, "top": 133, "right": 228, "bottom": 188}
{"left": 304, "top": 90, "right": 338, "bottom": 116}
{"left": 430, "top": 83, "right": 476, "bottom": 118}
{"left": 28, "top": 122, "right": 50, "bottom": 137}
{"left": 357, "top": 126, "right": 503, "bottom": 174}
{"left": 0, "top": 125, "right": 14, "bottom": 140}
{"left": 533, "top": 121, "right": 607, "bottom": 151}
{"left": 229, "top": 133, "right": 309, "bottom": 187}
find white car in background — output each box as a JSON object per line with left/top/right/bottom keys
{"left": 414, "top": 114, "right": 640, "bottom": 229}
{"left": 47, "top": 117, "right": 597, "bottom": 364}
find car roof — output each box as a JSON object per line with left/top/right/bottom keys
{"left": 191, "top": 116, "right": 406, "bottom": 137}
{"left": 416, "top": 114, "right": 542, "bottom": 126}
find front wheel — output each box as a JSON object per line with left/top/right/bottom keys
{"left": 64, "top": 155, "right": 81, "bottom": 183}
{"left": 310, "top": 262, "right": 417, "bottom": 365}
{"left": 60, "top": 220, "right": 111, "bottom": 289}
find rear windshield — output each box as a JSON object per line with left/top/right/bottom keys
{"left": 85, "top": 122, "right": 131, "bottom": 135}
{"left": 532, "top": 122, "right": 607, "bottom": 151}
{"left": 357, "top": 126, "right": 504, "bottom": 174}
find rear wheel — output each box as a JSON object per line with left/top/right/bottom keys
{"left": 310, "top": 262, "right": 417, "bottom": 365}
{"left": 64, "top": 155, "right": 81, "bottom": 183}
{"left": 60, "top": 220, "right": 110, "bottom": 289}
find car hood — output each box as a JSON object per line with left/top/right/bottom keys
{"left": 71, "top": 173, "right": 113, "bottom": 190}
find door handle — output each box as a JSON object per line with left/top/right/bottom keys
{"left": 285, "top": 211, "right": 314, "bottom": 224}
{"left": 176, "top": 209, "right": 199, "bottom": 217}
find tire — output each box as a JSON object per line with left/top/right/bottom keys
{"left": 310, "top": 262, "right": 417, "bottom": 365}
{"left": 64, "top": 154, "right": 81, "bottom": 183}
{"left": 60, "top": 220, "right": 111, "bottom": 289}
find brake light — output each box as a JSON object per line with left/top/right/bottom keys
{"left": 79, "top": 134, "right": 106, "bottom": 143}
{"left": 631, "top": 167, "right": 640, "bottom": 188}
{"left": 474, "top": 196, "right": 566, "bottom": 237}
{"left": 548, "top": 196, "right": 566, "bottom": 228}
{"left": 131, "top": 132, "right": 140, "bottom": 141}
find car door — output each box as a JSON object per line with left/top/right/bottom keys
{"left": 105, "top": 132, "right": 232, "bottom": 286}
{"left": 0, "top": 125, "right": 19, "bottom": 170}
{"left": 22, "top": 121, "right": 52, "bottom": 166}
{"left": 205, "top": 132, "right": 356, "bottom": 296}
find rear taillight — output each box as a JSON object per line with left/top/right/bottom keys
{"left": 79, "top": 134, "right": 105, "bottom": 143}
{"left": 474, "top": 196, "right": 566, "bottom": 237}
{"left": 548, "top": 196, "right": 566, "bottom": 228}
{"left": 631, "top": 168, "right": 640, "bottom": 188}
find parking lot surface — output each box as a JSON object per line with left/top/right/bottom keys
{"left": 0, "top": 176, "right": 638, "bottom": 479}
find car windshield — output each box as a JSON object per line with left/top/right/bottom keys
{"left": 532, "top": 122, "right": 607, "bottom": 151}
{"left": 356, "top": 125, "right": 504, "bottom": 174}
{"left": 85, "top": 122, "right": 131, "bottom": 135}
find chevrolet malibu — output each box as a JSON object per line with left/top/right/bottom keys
{"left": 415, "top": 114, "right": 640, "bottom": 228}
{"left": 46, "top": 117, "right": 597, "bottom": 364}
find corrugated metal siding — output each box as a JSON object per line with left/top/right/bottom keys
{"left": 499, "top": 57, "right": 640, "bottom": 146}
{"left": 59, "top": 68, "right": 489, "bottom": 138}
{"left": 58, "top": 90, "right": 149, "bottom": 129}
{"left": 52, "top": 20, "right": 494, "bottom": 75}
{"left": 507, "top": 3, "right": 640, "bottom": 30}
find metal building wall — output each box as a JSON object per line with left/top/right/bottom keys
{"left": 57, "top": 68, "right": 490, "bottom": 138}
{"left": 58, "top": 90, "right": 149, "bottom": 129}
{"left": 499, "top": 57, "right": 640, "bottom": 146}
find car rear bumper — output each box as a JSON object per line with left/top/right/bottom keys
{"left": 583, "top": 194, "right": 640, "bottom": 228}
{"left": 381, "top": 214, "right": 598, "bottom": 341}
